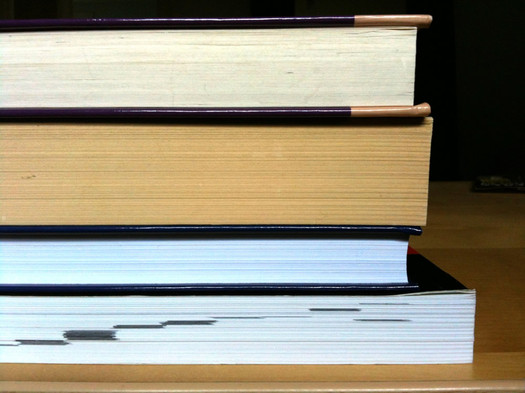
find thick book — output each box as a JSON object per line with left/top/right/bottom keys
{"left": 0, "top": 118, "right": 433, "bottom": 226}
{"left": 0, "top": 252, "right": 476, "bottom": 364}
{"left": 0, "top": 15, "right": 431, "bottom": 117}
{"left": 0, "top": 225, "right": 421, "bottom": 291}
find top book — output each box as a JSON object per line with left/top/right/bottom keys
{"left": 0, "top": 15, "right": 431, "bottom": 117}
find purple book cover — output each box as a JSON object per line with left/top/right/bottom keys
{"left": 0, "top": 15, "right": 432, "bottom": 31}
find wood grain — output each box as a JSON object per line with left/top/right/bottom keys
{"left": 2, "top": 352, "right": 524, "bottom": 383}
{"left": 411, "top": 182, "right": 525, "bottom": 249}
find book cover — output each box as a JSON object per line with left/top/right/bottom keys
{"left": 0, "top": 15, "right": 432, "bottom": 31}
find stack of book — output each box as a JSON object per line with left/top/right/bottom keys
{"left": 0, "top": 15, "right": 475, "bottom": 364}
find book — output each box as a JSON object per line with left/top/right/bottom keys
{"left": 0, "top": 15, "right": 431, "bottom": 116}
{"left": 0, "top": 118, "right": 433, "bottom": 226}
{"left": 0, "top": 253, "right": 476, "bottom": 365}
{"left": 0, "top": 226, "right": 420, "bottom": 291}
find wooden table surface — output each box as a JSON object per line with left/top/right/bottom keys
{"left": 1, "top": 182, "right": 524, "bottom": 392}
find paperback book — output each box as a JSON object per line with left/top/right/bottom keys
{"left": 0, "top": 118, "right": 433, "bottom": 226}
{"left": 0, "top": 15, "right": 432, "bottom": 117}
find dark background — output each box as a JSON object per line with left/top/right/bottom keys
{"left": 1, "top": 0, "right": 523, "bottom": 181}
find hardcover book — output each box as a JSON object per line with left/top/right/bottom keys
{"left": 0, "top": 252, "right": 475, "bottom": 364}
{"left": 0, "top": 15, "right": 432, "bottom": 117}
{"left": 0, "top": 225, "right": 421, "bottom": 291}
